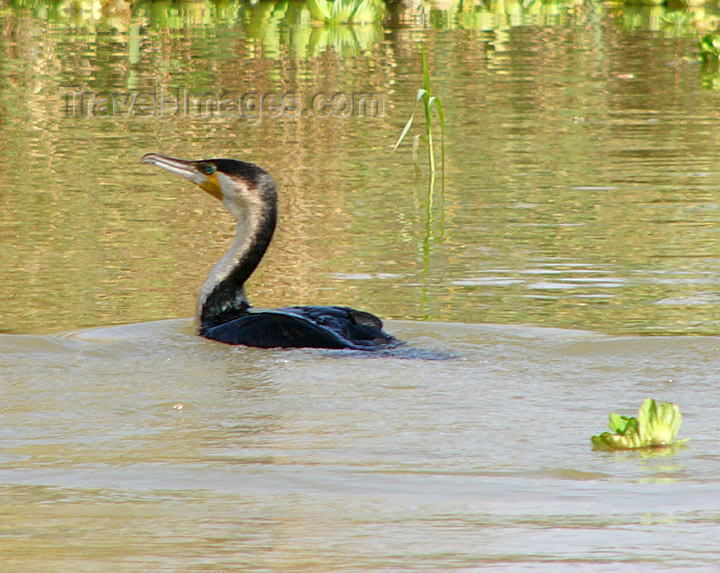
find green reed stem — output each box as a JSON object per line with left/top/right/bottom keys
{"left": 393, "top": 44, "right": 445, "bottom": 174}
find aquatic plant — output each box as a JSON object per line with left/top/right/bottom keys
{"left": 591, "top": 399, "right": 688, "bottom": 450}
{"left": 307, "top": 0, "right": 385, "bottom": 24}
{"left": 393, "top": 45, "right": 446, "bottom": 174}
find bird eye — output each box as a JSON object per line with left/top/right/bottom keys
{"left": 200, "top": 163, "right": 216, "bottom": 176}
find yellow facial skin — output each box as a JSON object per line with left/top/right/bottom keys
{"left": 198, "top": 171, "right": 222, "bottom": 201}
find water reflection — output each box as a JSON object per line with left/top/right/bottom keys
{"left": 6, "top": 0, "right": 387, "bottom": 58}
{"left": 5, "top": 0, "right": 717, "bottom": 36}
{"left": 2, "top": 0, "right": 720, "bottom": 337}
{"left": 4, "top": 1, "right": 720, "bottom": 569}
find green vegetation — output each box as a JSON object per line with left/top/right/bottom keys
{"left": 592, "top": 399, "right": 688, "bottom": 450}
{"left": 697, "top": 33, "right": 720, "bottom": 89}
{"left": 307, "top": 0, "right": 385, "bottom": 23}
{"left": 393, "top": 46, "right": 445, "bottom": 174}
{"left": 4, "top": 0, "right": 386, "bottom": 58}
{"left": 390, "top": 46, "right": 448, "bottom": 314}
{"left": 699, "top": 33, "right": 720, "bottom": 63}
{"left": 6, "top": 0, "right": 714, "bottom": 38}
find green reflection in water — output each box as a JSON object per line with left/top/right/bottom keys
{"left": 1, "top": 0, "right": 720, "bottom": 336}
{"left": 6, "top": 0, "right": 386, "bottom": 59}
{"left": 307, "top": 0, "right": 385, "bottom": 24}
{"left": 610, "top": 2, "right": 712, "bottom": 34}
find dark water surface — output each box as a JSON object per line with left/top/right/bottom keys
{"left": 1, "top": 0, "right": 720, "bottom": 569}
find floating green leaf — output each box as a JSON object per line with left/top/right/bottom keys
{"left": 591, "top": 399, "right": 688, "bottom": 450}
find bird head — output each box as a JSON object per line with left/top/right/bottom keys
{"left": 141, "top": 153, "right": 276, "bottom": 220}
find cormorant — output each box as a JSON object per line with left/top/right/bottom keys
{"left": 141, "top": 153, "right": 400, "bottom": 351}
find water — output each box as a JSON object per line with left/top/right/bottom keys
{"left": 2, "top": 0, "right": 720, "bottom": 569}
{"left": 2, "top": 321, "right": 719, "bottom": 569}
{"left": 2, "top": 1, "right": 720, "bottom": 336}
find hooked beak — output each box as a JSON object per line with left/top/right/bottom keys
{"left": 141, "top": 153, "right": 222, "bottom": 200}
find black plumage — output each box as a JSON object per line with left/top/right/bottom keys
{"left": 142, "top": 153, "right": 400, "bottom": 351}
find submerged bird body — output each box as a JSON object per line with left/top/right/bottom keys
{"left": 141, "top": 153, "right": 398, "bottom": 351}
{"left": 202, "top": 306, "right": 395, "bottom": 350}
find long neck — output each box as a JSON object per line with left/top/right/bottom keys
{"left": 198, "top": 196, "right": 276, "bottom": 329}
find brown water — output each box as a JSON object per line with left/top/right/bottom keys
{"left": 2, "top": 321, "right": 719, "bottom": 570}
{"left": 1, "top": 0, "right": 720, "bottom": 569}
